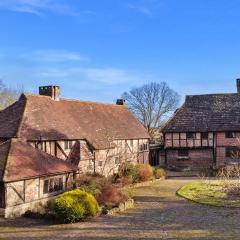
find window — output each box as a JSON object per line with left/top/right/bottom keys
{"left": 64, "top": 141, "right": 73, "bottom": 150}
{"left": 98, "top": 161, "right": 103, "bottom": 167}
{"left": 139, "top": 143, "right": 148, "bottom": 152}
{"left": 43, "top": 177, "right": 63, "bottom": 194}
{"left": 226, "top": 132, "right": 237, "bottom": 139}
{"left": 186, "top": 132, "right": 195, "bottom": 139}
{"left": 201, "top": 132, "right": 208, "bottom": 139}
{"left": 226, "top": 147, "right": 239, "bottom": 158}
{"left": 178, "top": 149, "right": 189, "bottom": 157}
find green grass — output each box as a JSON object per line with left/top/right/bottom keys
{"left": 177, "top": 180, "right": 240, "bottom": 207}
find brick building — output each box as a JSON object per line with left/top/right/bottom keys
{"left": 162, "top": 79, "right": 240, "bottom": 173}
{"left": 0, "top": 86, "right": 150, "bottom": 217}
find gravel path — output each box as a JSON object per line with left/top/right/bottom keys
{"left": 0, "top": 178, "right": 240, "bottom": 240}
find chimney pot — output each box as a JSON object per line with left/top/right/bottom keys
{"left": 237, "top": 79, "right": 240, "bottom": 93}
{"left": 39, "top": 86, "right": 60, "bottom": 100}
{"left": 116, "top": 99, "right": 125, "bottom": 105}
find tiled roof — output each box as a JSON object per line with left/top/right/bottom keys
{"left": 0, "top": 94, "right": 149, "bottom": 149}
{"left": 2, "top": 139, "right": 77, "bottom": 182}
{"left": 162, "top": 93, "right": 240, "bottom": 132}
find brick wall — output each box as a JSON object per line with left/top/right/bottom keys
{"left": 215, "top": 132, "right": 240, "bottom": 167}
{"left": 166, "top": 149, "right": 214, "bottom": 171}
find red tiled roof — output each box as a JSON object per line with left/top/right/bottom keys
{"left": 2, "top": 94, "right": 149, "bottom": 149}
{"left": 2, "top": 139, "right": 78, "bottom": 182}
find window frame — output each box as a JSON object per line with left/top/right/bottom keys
{"left": 225, "top": 132, "right": 237, "bottom": 139}
{"left": 139, "top": 143, "right": 148, "bottom": 152}
{"left": 43, "top": 177, "right": 64, "bottom": 194}
{"left": 64, "top": 141, "right": 73, "bottom": 150}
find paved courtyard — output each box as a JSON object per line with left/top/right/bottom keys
{"left": 0, "top": 178, "right": 240, "bottom": 240}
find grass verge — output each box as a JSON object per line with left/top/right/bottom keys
{"left": 177, "top": 180, "right": 240, "bottom": 207}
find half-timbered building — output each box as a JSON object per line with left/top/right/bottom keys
{"left": 162, "top": 79, "right": 240, "bottom": 173}
{"left": 0, "top": 85, "right": 150, "bottom": 217}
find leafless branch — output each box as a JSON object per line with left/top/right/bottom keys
{"left": 122, "top": 82, "right": 180, "bottom": 135}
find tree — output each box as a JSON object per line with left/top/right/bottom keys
{"left": 0, "top": 80, "right": 22, "bottom": 110}
{"left": 122, "top": 82, "right": 180, "bottom": 135}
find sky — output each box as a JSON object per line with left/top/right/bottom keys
{"left": 0, "top": 0, "right": 240, "bottom": 103}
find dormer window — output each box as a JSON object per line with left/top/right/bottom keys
{"left": 64, "top": 141, "right": 73, "bottom": 150}
{"left": 226, "top": 132, "right": 237, "bottom": 139}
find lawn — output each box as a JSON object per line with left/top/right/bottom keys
{"left": 177, "top": 180, "right": 240, "bottom": 207}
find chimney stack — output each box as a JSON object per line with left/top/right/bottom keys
{"left": 39, "top": 86, "right": 60, "bottom": 101}
{"left": 237, "top": 79, "right": 240, "bottom": 93}
{"left": 116, "top": 99, "right": 125, "bottom": 105}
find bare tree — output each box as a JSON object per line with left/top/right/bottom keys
{"left": 0, "top": 80, "right": 22, "bottom": 110}
{"left": 122, "top": 82, "right": 180, "bottom": 134}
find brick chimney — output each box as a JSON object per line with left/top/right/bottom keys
{"left": 116, "top": 99, "right": 125, "bottom": 105}
{"left": 237, "top": 79, "right": 240, "bottom": 93}
{"left": 39, "top": 86, "right": 60, "bottom": 100}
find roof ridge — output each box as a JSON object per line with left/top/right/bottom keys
{"left": 24, "top": 93, "right": 124, "bottom": 107}
{"left": 186, "top": 93, "right": 238, "bottom": 97}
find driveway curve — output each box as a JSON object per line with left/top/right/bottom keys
{"left": 0, "top": 178, "right": 240, "bottom": 240}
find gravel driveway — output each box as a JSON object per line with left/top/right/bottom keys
{"left": 0, "top": 178, "right": 240, "bottom": 240}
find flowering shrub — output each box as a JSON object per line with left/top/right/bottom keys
{"left": 153, "top": 168, "right": 167, "bottom": 179}
{"left": 49, "top": 189, "right": 99, "bottom": 223}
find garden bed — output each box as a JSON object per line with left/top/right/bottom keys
{"left": 177, "top": 180, "right": 240, "bottom": 207}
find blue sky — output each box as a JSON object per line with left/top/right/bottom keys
{"left": 0, "top": 0, "right": 240, "bottom": 103}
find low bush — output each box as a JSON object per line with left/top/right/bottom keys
{"left": 49, "top": 189, "right": 100, "bottom": 223}
{"left": 111, "top": 172, "right": 121, "bottom": 184}
{"left": 96, "top": 183, "right": 127, "bottom": 207}
{"left": 136, "top": 164, "right": 153, "bottom": 182}
{"left": 153, "top": 168, "right": 167, "bottom": 179}
{"left": 79, "top": 181, "right": 102, "bottom": 197}
{"left": 120, "top": 176, "right": 133, "bottom": 186}
{"left": 119, "top": 163, "right": 139, "bottom": 183}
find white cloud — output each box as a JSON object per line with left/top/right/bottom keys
{"left": 127, "top": 4, "right": 152, "bottom": 16}
{"left": 0, "top": 0, "right": 75, "bottom": 15}
{"left": 22, "top": 49, "right": 87, "bottom": 62}
{"left": 40, "top": 67, "right": 147, "bottom": 85}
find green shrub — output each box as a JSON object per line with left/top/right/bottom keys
{"left": 49, "top": 189, "right": 100, "bottom": 223}
{"left": 79, "top": 181, "right": 102, "bottom": 197}
{"left": 153, "top": 168, "right": 167, "bottom": 179}
{"left": 119, "top": 163, "right": 139, "bottom": 183}
{"left": 136, "top": 164, "right": 153, "bottom": 182}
